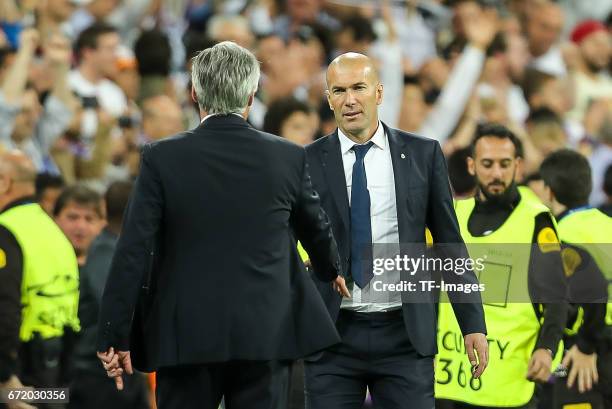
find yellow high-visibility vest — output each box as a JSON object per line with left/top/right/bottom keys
{"left": 436, "top": 194, "right": 559, "bottom": 407}
{"left": 0, "top": 203, "right": 80, "bottom": 341}
{"left": 557, "top": 208, "right": 612, "bottom": 326}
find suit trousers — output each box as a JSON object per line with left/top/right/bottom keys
{"left": 304, "top": 309, "right": 434, "bottom": 409}
{"left": 155, "top": 360, "right": 289, "bottom": 409}
{"left": 67, "top": 369, "right": 150, "bottom": 409}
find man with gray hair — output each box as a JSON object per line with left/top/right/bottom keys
{"left": 96, "top": 41, "right": 348, "bottom": 409}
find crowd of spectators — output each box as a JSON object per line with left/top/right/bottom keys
{"left": 0, "top": 0, "right": 611, "bottom": 408}
{"left": 1, "top": 0, "right": 610, "bottom": 206}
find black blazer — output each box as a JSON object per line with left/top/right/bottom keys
{"left": 97, "top": 114, "right": 342, "bottom": 372}
{"left": 305, "top": 124, "right": 486, "bottom": 356}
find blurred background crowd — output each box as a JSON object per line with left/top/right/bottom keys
{"left": 0, "top": 0, "right": 611, "bottom": 408}
{"left": 1, "top": 0, "right": 611, "bottom": 203}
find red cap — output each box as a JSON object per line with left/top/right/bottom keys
{"left": 570, "top": 20, "right": 607, "bottom": 44}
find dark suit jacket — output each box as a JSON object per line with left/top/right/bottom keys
{"left": 75, "top": 229, "right": 118, "bottom": 372}
{"left": 305, "top": 124, "right": 486, "bottom": 357}
{"left": 97, "top": 114, "right": 342, "bottom": 372}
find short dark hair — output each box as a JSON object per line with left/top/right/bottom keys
{"left": 263, "top": 97, "right": 312, "bottom": 136}
{"left": 523, "top": 172, "right": 542, "bottom": 184}
{"left": 74, "top": 23, "right": 117, "bottom": 63}
{"left": 340, "top": 15, "right": 377, "bottom": 44}
{"left": 134, "top": 29, "right": 172, "bottom": 76}
{"left": 521, "top": 68, "right": 556, "bottom": 104}
{"left": 603, "top": 164, "right": 612, "bottom": 197}
{"left": 526, "top": 107, "right": 563, "bottom": 126}
{"left": 540, "top": 149, "right": 592, "bottom": 209}
{"left": 35, "top": 173, "right": 65, "bottom": 200}
{"left": 470, "top": 123, "right": 523, "bottom": 158}
{"left": 447, "top": 146, "right": 476, "bottom": 196}
{"left": 53, "top": 185, "right": 104, "bottom": 218}
{"left": 105, "top": 181, "right": 133, "bottom": 224}
{"left": 183, "top": 30, "right": 217, "bottom": 66}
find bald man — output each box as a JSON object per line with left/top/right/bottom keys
{"left": 303, "top": 54, "right": 488, "bottom": 408}
{"left": 0, "top": 151, "right": 79, "bottom": 407}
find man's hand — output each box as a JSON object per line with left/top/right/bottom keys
{"left": 97, "top": 347, "right": 133, "bottom": 391}
{"left": 464, "top": 333, "right": 488, "bottom": 378}
{"left": 562, "top": 344, "right": 598, "bottom": 393}
{"left": 0, "top": 375, "right": 36, "bottom": 409}
{"left": 526, "top": 348, "right": 552, "bottom": 382}
{"left": 333, "top": 275, "right": 351, "bottom": 298}
{"left": 465, "top": 9, "right": 498, "bottom": 51}
{"left": 18, "top": 28, "right": 40, "bottom": 53}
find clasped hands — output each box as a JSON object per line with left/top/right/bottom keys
{"left": 96, "top": 348, "right": 133, "bottom": 391}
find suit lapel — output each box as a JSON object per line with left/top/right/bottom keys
{"left": 385, "top": 124, "right": 411, "bottom": 244}
{"left": 319, "top": 132, "right": 350, "bottom": 231}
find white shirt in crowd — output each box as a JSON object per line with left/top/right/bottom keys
{"left": 68, "top": 70, "right": 127, "bottom": 149}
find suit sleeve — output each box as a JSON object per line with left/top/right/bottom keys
{"left": 427, "top": 141, "right": 487, "bottom": 336}
{"left": 528, "top": 213, "right": 568, "bottom": 356}
{"left": 97, "top": 144, "right": 163, "bottom": 352}
{"left": 565, "top": 246, "right": 608, "bottom": 354}
{"left": 0, "top": 226, "right": 23, "bottom": 383}
{"left": 290, "top": 149, "right": 341, "bottom": 282}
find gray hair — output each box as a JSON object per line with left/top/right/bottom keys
{"left": 191, "top": 41, "right": 260, "bottom": 115}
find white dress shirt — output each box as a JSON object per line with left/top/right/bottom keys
{"left": 338, "top": 122, "right": 402, "bottom": 312}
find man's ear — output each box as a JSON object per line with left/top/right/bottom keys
{"left": 376, "top": 83, "right": 383, "bottom": 105}
{"left": 515, "top": 156, "right": 524, "bottom": 181}
{"left": 325, "top": 90, "right": 333, "bottom": 110}
{"left": 191, "top": 86, "right": 198, "bottom": 104}
{"left": 247, "top": 93, "right": 255, "bottom": 108}
{"left": 467, "top": 156, "right": 476, "bottom": 176}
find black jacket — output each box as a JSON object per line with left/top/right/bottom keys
{"left": 305, "top": 124, "right": 487, "bottom": 357}
{"left": 75, "top": 228, "right": 118, "bottom": 373}
{"left": 97, "top": 114, "right": 342, "bottom": 371}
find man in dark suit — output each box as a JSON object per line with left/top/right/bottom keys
{"left": 303, "top": 53, "right": 489, "bottom": 409}
{"left": 71, "top": 181, "right": 150, "bottom": 409}
{"left": 95, "top": 41, "right": 349, "bottom": 409}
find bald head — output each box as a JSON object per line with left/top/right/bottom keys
{"left": 325, "top": 53, "right": 383, "bottom": 143}
{"left": 326, "top": 53, "right": 379, "bottom": 88}
{"left": 0, "top": 150, "right": 37, "bottom": 209}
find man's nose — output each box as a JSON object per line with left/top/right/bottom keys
{"left": 491, "top": 164, "right": 504, "bottom": 179}
{"left": 344, "top": 90, "right": 356, "bottom": 106}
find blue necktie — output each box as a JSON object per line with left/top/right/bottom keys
{"left": 350, "top": 142, "right": 374, "bottom": 289}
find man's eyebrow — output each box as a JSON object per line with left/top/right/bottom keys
{"left": 331, "top": 82, "right": 367, "bottom": 90}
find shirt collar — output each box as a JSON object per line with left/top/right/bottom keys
{"left": 557, "top": 205, "right": 592, "bottom": 221}
{"left": 201, "top": 113, "right": 244, "bottom": 123}
{"left": 337, "top": 121, "right": 386, "bottom": 155}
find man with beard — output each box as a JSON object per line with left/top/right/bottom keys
{"left": 436, "top": 123, "right": 568, "bottom": 409}
{"left": 567, "top": 19, "right": 612, "bottom": 122}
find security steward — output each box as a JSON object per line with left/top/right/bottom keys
{"left": 435, "top": 124, "right": 568, "bottom": 409}
{"left": 540, "top": 149, "right": 611, "bottom": 409}
{"left": 0, "top": 151, "right": 80, "bottom": 408}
